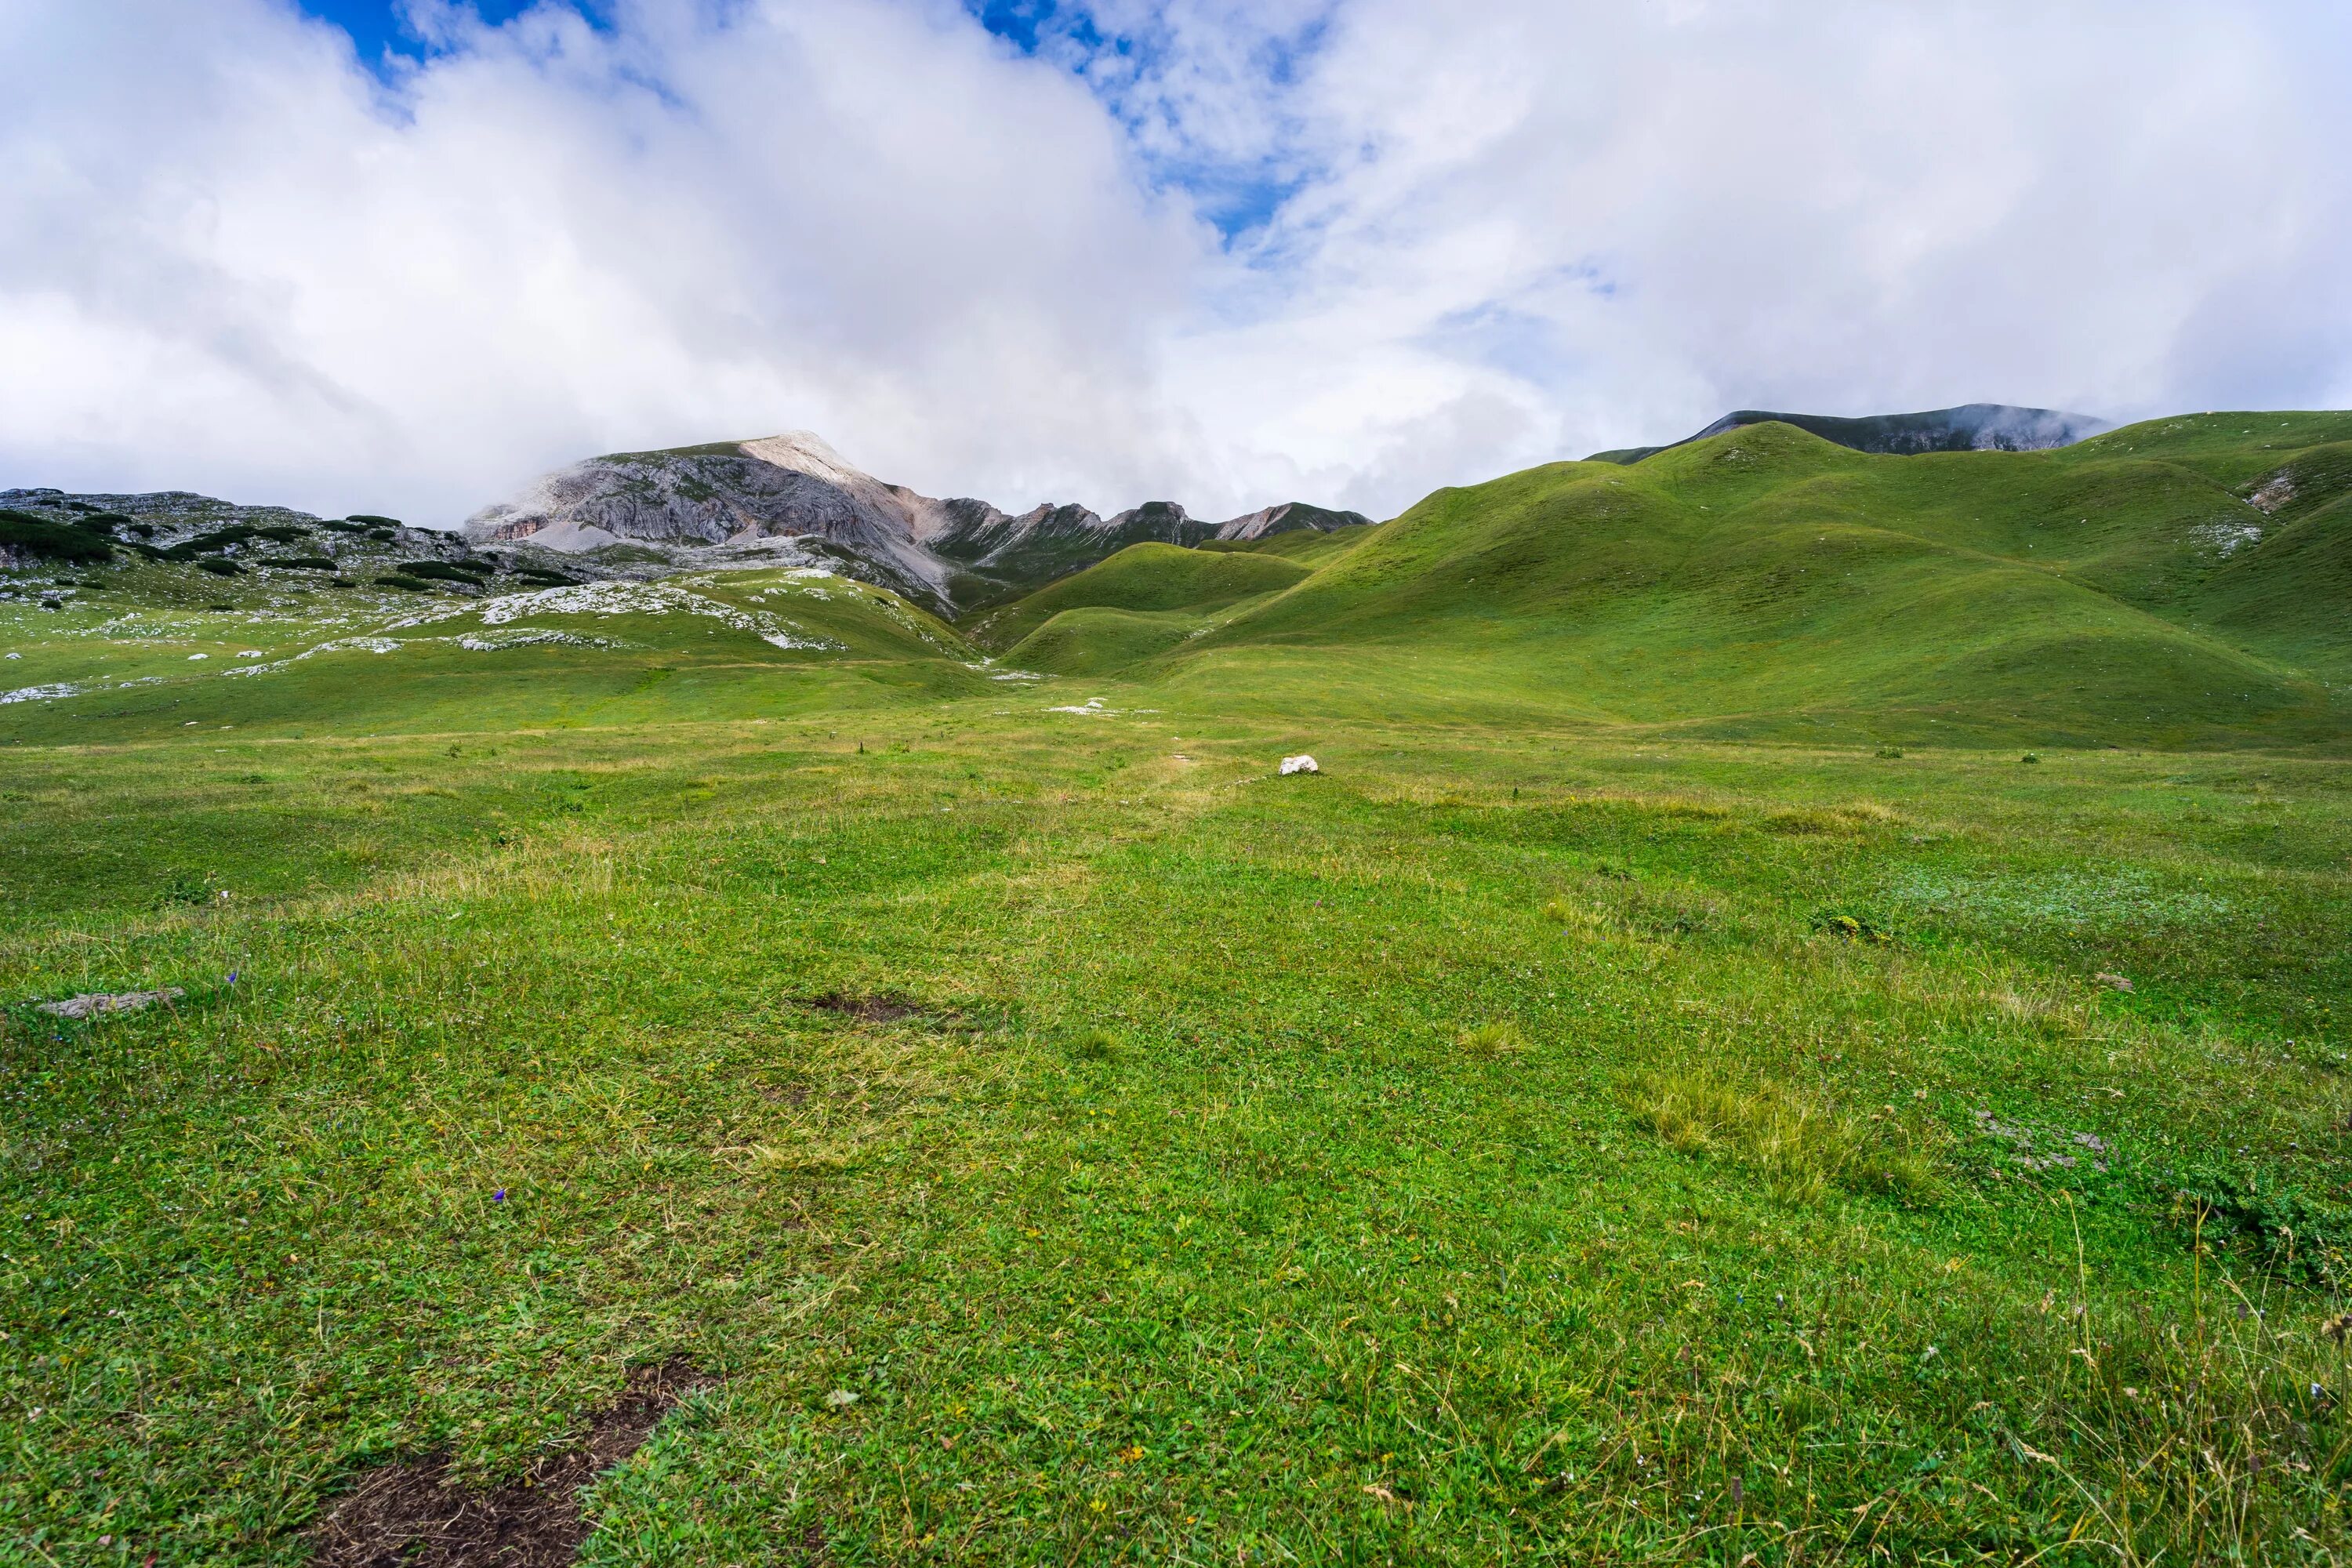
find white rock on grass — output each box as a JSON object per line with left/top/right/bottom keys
{"left": 1280, "top": 754, "right": 1319, "bottom": 775}
{"left": 38, "top": 987, "right": 185, "bottom": 1020}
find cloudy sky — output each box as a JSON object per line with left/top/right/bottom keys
{"left": 4, "top": 0, "right": 2349, "bottom": 527}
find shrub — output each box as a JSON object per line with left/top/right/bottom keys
{"left": 252, "top": 524, "right": 309, "bottom": 543}
{"left": 319, "top": 520, "right": 368, "bottom": 533}
{"left": 1628, "top": 1067, "right": 1937, "bottom": 1206}
{"left": 2020, "top": 752, "right": 2042, "bottom": 764}
{"left": 1875, "top": 745, "right": 1905, "bottom": 758}
{"left": 515, "top": 568, "right": 580, "bottom": 586}
{"left": 161, "top": 526, "right": 260, "bottom": 561}
{"left": 394, "top": 560, "right": 487, "bottom": 583}
{"left": 1812, "top": 909, "right": 1893, "bottom": 944}
{"left": 347, "top": 514, "right": 402, "bottom": 528}
{"left": 0, "top": 508, "right": 114, "bottom": 564}
{"left": 2176, "top": 1170, "right": 2351, "bottom": 1286}
{"left": 375, "top": 574, "right": 435, "bottom": 592}
{"left": 158, "top": 873, "right": 216, "bottom": 906}
{"left": 195, "top": 557, "right": 243, "bottom": 576}
{"left": 259, "top": 556, "right": 338, "bottom": 570}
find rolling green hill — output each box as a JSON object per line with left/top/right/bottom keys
{"left": 1000, "top": 413, "right": 2352, "bottom": 749}
{"left": 0, "top": 563, "right": 988, "bottom": 744}
{"left": 967, "top": 541, "right": 1312, "bottom": 654}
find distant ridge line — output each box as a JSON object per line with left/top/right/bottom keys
{"left": 1588, "top": 403, "right": 2110, "bottom": 465}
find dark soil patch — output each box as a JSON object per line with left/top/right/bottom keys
{"left": 309, "top": 1358, "right": 711, "bottom": 1567}
{"left": 801, "top": 991, "right": 922, "bottom": 1023}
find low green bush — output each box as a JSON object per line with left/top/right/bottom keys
{"left": 1812, "top": 909, "right": 1894, "bottom": 944}
{"left": 394, "top": 561, "right": 488, "bottom": 584}
{"left": 0, "top": 508, "right": 114, "bottom": 564}
{"left": 347, "top": 514, "right": 402, "bottom": 528}
{"left": 260, "top": 556, "right": 338, "bottom": 571}
{"left": 161, "top": 526, "right": 260, "bottom": 561}
{"left": 195, "top": 558, "right": 243, "bottom": 576}
{"left": 2176, "top": 1170, "right": 2351, "bottom": 1286}
{"left": 375, "top": 574, "right": 435, "bottom": 592}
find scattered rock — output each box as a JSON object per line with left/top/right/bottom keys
{"left": 309, "top": 1358, "right": 710, "bottom": 1568}
{"left": 1279, "top": 754, "right": 1319, "bottom": 775}
{"left": 2249, "top": 472, "right": 2296, "bottom": 514}
{"left": 2096, "top": 972, "right": 2135, "bottom": 993}
{"left": 37, "top": 987, "right": 183, "bottom": 1020}
{"left": 823, "top": 1388, "right": 859, "bottom": 1409}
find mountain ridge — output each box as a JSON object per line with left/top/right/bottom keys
{"left": 463, "top": 432, "right": 1373, "bottom": 615}
{"left": 1588, "top": 402, "right": 2109, "bottom": 465}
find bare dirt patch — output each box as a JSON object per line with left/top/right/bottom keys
{"left": 309, "top": 1358, "right": 712, "bottom": 1567}
{"left": 800, "top": 991, "right": 922, "bottom": 1023}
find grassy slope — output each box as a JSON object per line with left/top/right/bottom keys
{"left": 967, "top": 543, "right": 1312, "bottom": 654}
{"left": 5, "top": 695, "right": 2351, "bottom": 1563}
{"left": 1015, "top": 416, "right": 2352, "bottom": 749}
{"left": 1196, "top": 527, "right": 1381, "bottom": 566}
{"left": 0, "top": 566, "right": 986, "bottom": 745}
{"left": 6, "top": 414, "right": 2352, "bottom": 1563}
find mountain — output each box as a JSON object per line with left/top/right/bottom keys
{"left": 463, "top": 433, "right": 1372, "bottom": 615}
{"left": 1588, "top": 403, "right": 2109, "bottom": 465}
{"left": 0, "top": 486, "right": 584, "bottom": 589}
{"left": 994, "top": 411, "right": 2352, "bottom": 747}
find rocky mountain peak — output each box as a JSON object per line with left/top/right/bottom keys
{"left": 463, "top": 435, "right": 1373, "bottom": 616}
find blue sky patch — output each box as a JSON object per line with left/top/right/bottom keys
{"left": 292, "top": 0, "right": 593, "bottom": 68}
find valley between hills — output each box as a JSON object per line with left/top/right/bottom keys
{"left": 4, "top": 406, "right": 2351, "bottom": 1562}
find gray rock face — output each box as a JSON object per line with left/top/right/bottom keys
{"left": 464, "top": 433, "right": 1374, "bottom": 615}
{"left": 466, "top": 434, "right": 956, "bottom": 604}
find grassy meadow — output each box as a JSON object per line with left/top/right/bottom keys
{"left": 5, "top": 415, "right": 2352, "bottom": 1563}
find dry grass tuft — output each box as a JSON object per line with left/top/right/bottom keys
{"left": 1457, "top": 1020, "right": 1529, "bottom": 1059}
{"left": 1763, "top": 801, "right": 1900, "bottom": 835}
{"left": 1540, "top": 896, "right": 1613, "bottom": 934}
{"left": 1627, "top": 1067, "right": 1936, "bottom": 1205}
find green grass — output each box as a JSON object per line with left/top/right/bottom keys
{"left": 967, "top": 542, "right": 1312, "bottom": 654}
{"left": 5, "top": 414, "right": 2352, "bottom": 1562}
{"left": 1011, "top": 416, "right": 2352, "bottom": 746}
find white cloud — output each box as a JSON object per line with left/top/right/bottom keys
{"left": 1157, "top": 0, "right": 2352, "bottom": 512}
{"left": 2, "top": 0, "right": 2347, "bottom": 529}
